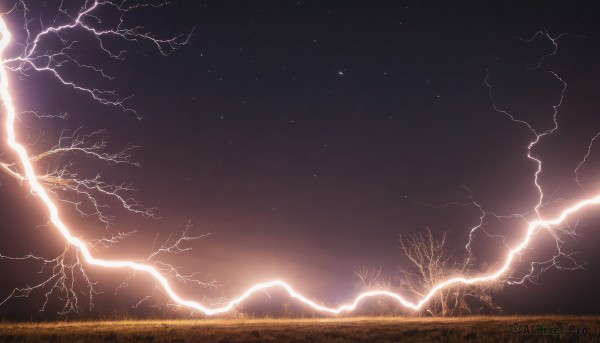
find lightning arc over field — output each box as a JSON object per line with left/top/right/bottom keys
{"left": 0, "top": 6, "right": 599, "bottom": 315}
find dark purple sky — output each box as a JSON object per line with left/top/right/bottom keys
{"left": 1, "top": 1, "right": 600, "bottom": 318}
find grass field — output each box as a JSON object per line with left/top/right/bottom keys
{"left": 0, "top": 316, "right": 598, "bottom": 342}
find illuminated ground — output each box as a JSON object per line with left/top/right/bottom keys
{"left": 0, "top": 316, "right": 598, "bottom": 342}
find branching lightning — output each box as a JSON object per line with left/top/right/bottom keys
{"left": 1, "top": 2, "right": 600, "bottom": 316}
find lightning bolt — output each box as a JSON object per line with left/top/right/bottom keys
{"left": 1, "top": 4, "right": 599, "bottom": 316}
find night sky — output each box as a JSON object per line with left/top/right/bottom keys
{"left": 1, "top": 1, "right": 600, "bottom": 318}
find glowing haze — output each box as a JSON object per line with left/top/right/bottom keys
{"left": 1, "top": 2, "right": 599, "bottom": 315}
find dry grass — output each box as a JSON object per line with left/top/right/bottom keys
{"left": 0, "top": 315, "right": 598, "bottom": 342}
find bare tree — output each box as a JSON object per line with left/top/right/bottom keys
{"left": 397, "top": 228, "right": 502, "bottom": 316}
{"left": 355, "top": 228, "right": 502, "bottom": 316}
